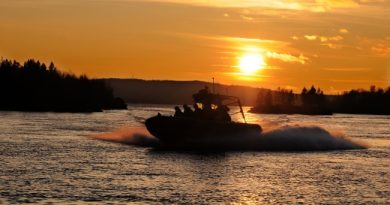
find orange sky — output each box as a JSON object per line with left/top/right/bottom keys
{"left": 0, "top": 0, "right": 389, "bottom": 93}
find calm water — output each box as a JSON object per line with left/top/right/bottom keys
{"left": 0, "top": 105, "right": 389, "bottom": 204}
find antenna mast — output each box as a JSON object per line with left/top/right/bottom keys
{"left": 212, "top": 77, "right": 215, "bottom": 93}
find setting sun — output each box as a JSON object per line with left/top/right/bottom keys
{"left": 238, "top": 53, "right": 265, "bottom": 75}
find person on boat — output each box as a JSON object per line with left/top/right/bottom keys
{"left": 183, "top": 104, "right": 194, "bottom": 117}
{"left": 193, "top": 103, "right": 202, "bottom": 117}
{"left": 193, "top": 103, "right": 201, "bottom": 112}
{"left": 199, "top": 86, "right": 209, "bottom": 95}
{"left": 195, "top": 86, "right": 213, "bottom": 112}
{"left": 216, "top": 105, "right": 231, "bottom": 122}
{"left": 174, "top": 106, "right": 183, "bottom": 117}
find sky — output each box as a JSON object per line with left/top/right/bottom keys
{"left": 0, "top": 0, "right": 389, "bottom": 93}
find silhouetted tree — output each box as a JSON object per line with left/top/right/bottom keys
{"left": 0, "top": 58, "right": 126, "bottom": 112}
{"left": 338, "top": 85, "right": 390, "bottom": 114}
{"left": 264, "top": 90, "right": 273, "bottom": 106}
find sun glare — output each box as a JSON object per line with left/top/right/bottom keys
{"left": 238, "top": 53, "right": 265, "bottom": 75}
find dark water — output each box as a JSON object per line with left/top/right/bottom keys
{"left": 0, "top": 105, "right": 389, "bottom": 204}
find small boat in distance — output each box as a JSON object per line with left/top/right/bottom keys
{"left": 145, "top": 86, "right": 262, "bottom": 148}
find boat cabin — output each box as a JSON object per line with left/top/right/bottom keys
{"left": 174, "top": 87, "right": 247, "bottom": 123}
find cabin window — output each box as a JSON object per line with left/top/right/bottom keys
{"left": 196, "top": 103, "right": 203, "bottom": 110}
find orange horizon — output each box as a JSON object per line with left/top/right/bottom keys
{"left": 1, "top": 0, "right": 389, "bottom": 93}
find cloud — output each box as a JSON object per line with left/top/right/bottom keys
{"left": 302, "top": 34, "right": 345, "bottom": 49}
{"left": 327, "top": 36, "right": 343, "bottom": 41}
{"left": 371, "top": 43, "right": 390, "bottom": 57}
{"left": 339, "top": 28, "right": 349, "bottom": 34}
{"left": 240, "top": 15, "right": 254, "bottom": 21}
{"left": 165, "top": 32, "right": 309, "bottom": 65}
{"left": 310, "top": 0, "right": 359, "bottom": 11}
{"left": 388, "top": 65, "right": 390, "bottom": 84}
{"left": 167, "top": 32, "right": 281, "bottom": 44}
{"left": 141, "top": 0, "right": 362, "bottom": 11}
{"left": 330, "top": 79, "right": 388, "bottom": 84}
{"left": 304, "top": 35, "right": 343, "bottom": 42}
{"left": 321, "top": 43, "right": 344, "bottom": 49}
{"left": 214, "top": 36, "right": 310, "bottom": 64}
{"left": 291, "top": 36, "right": 299, "bottom": 40}
{"left": 266, "top": 52, "right": 309, "bottom": 64}
{"left": 322, "top": 67, "right": 370, "bottom": 71}
{"left": 304, "top": 35, "right": 318, "bottom": 40}
{"left": 219, "top": 36, "right": 280, "bottom": 44}
{"left": 141, "top": 0, "right": 303, "bottom": 10}
{"left": 359, "top": 36, "right": 390, "bottom": 57}
{"left": 358, "top": 0, "right": 387, "bottom": 3}
{"left": 176, "top": 33, "right": 310, "bottom": 65}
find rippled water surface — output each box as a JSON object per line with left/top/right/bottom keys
{"left": 0, "top": 105, "right": 389, "bottom": 204}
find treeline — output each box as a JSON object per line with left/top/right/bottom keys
{"left": 250, "top": 86, "right": 331, "bottom": 115}
{"left": 0, "top": 58, "right": 126, "bottom": 112}
{"left": 335, "top": 86, "right": 390, "bottom": 114}
{"left": 250, "top": 85, "right": 390, "bottom": 115}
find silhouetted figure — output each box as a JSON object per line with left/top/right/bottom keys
{"left": 193, "top": 103, "right": 202, "bottom": 118}
{"left": 216, "top": 105, "right": 231, "bottom": 122}
{"left": 199, "top": 86, "right": 209, "bottom": 95}
{"left": 174, "top": 106, "right": 183, "bottom": 117}
{"left": 183, "top": 104, "right": 194, "bottom": 117}
{"left": 196, "top": 86, "right": 213, "bottom": 111}
{"left": 193, "top": 103, "right": 201, "bottom": 111}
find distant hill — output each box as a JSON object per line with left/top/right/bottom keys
{"left": 104, "top": 79, "right": 267, "bottom": 106}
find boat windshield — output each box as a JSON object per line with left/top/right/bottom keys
{"left": 192, "top": 87, "right": 247, "bottom": 123}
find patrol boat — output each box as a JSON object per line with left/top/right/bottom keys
{"left": 145, "top": 87, "right": 262, "bottom": 148}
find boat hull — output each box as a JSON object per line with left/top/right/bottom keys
{"left": 145, "top": 115, "right": 262, "bottom": 148}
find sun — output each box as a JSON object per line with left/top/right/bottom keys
{"left": 238, "top": 53, "right": 265, "bottom": 75}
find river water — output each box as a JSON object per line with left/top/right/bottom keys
{"left": 0, "top": 105, "right": 389, "bottom": 204}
